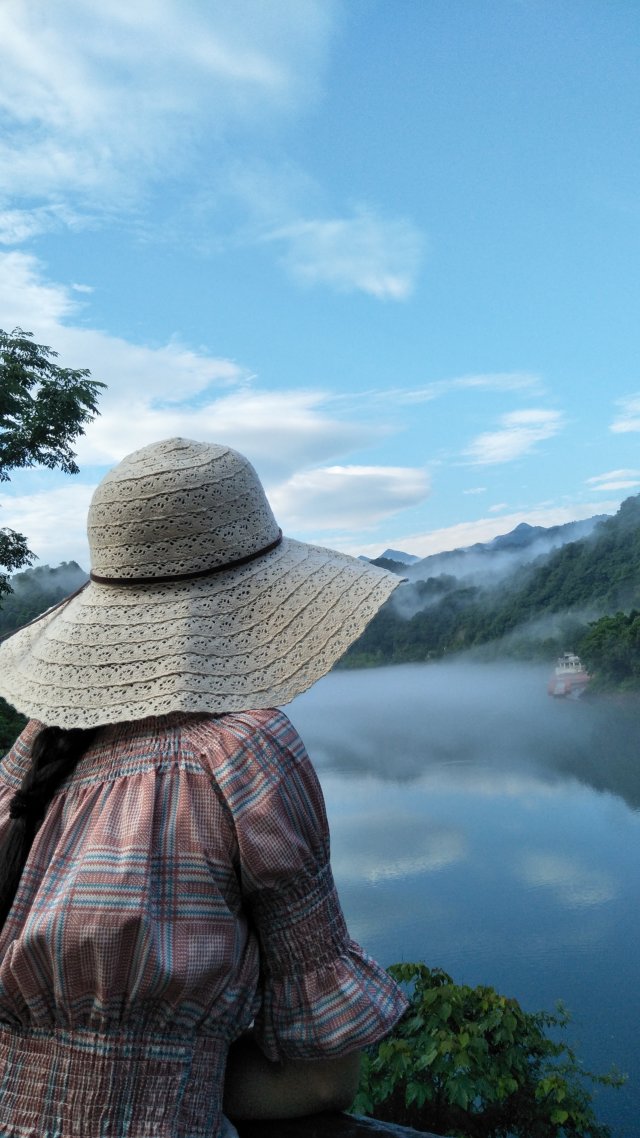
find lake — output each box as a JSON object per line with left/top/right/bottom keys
{"left": 288, "top": 661, "right": 640, "bottom": 1138}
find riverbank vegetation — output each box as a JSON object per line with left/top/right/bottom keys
{"left": 578, "top": 610, "right": 640, "bottom": 691}
{"left": 355, "top": 963, "right": 624, "bottom": 1138}
{"left": 341, "top": 494, "right": 640, "bottom": 689}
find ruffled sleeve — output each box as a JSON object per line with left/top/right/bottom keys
{"left": 208, "top": 710, "right": 408, "bottom": 1062}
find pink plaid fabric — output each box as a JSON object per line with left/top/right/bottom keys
{"left": 0, "top": 710, "right": 407, "bottom": 1137}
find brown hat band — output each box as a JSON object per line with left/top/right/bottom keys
{"left": 89, "top": 530, "right": 283, "bottom": 587}
{"left": 0, "top": 532, "right": 284, "bottom": 646}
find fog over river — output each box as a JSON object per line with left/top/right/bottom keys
{"left": 288, "top": 662, "right": 640, "bottom": 1138}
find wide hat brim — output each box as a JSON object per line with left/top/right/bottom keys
{"left": 0, "top": 537, "right": 400, "bottom": 729}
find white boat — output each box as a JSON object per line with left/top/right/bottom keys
{"left": 548, "top": 653, "right": 590, "bottom": 698}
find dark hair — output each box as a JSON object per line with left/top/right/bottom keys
{"left": 0, "top": 726, "right": 96, "bottom": 934}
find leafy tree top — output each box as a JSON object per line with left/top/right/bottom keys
{"left": 0, "top": 328, "right": 105, "bottom": 597}
{"left": 0, "top": 327, "right": 105, "bottom": 482}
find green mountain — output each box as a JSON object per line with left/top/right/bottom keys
{"left": 342, "top": 494, "right": 640, "bottom": 679}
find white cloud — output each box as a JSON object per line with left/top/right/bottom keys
{"left": 464, "top": 409, "right": 564, "bottom": 465}
{"left": 77, "top": 392, "right": 383, "bottom": 480}
{"left": 1, "top": 252, "right": 411, "bottom": 562}
{"left": 0, "top": 249, "right": 252, "bottom": 435}
{"left": 586, "top": 469, "right": 640, "bottom": 492}
{"left": 0, "top": 204, "right": 87, "bottom": 245}
{"left": 340, "top": 500, "right": 621, "bottom": 560}
{"left": 219, "top": 163, "right": 425, "bottom": 300}
{"left": 0, "top": 8, "right": 424, "bottom": 301}
{"left": 586, "top": 468, "right": 640, "bottom": 481}
{"left": 0, "top": 248, "right": 388, "bottom": 484}
{"left": 0, "top": 0, "right": 335, "bottom": 212}
{"left": 221, "top": 157, "right": 324, "bottom": 229}
{"left": 269, "top": 465, "right": 430, "bottom": 531}
{"left": 452, "top": 373, "right": 540, "bottom": 393}
{"left": 265, "top": 208, "right": 424, "bottom": 299}
{"left": 0, "top": 485, "right": 94, "bottom": 569}
{"left": 611, "top": 395, "right": 640, "bottom": 433}
{"left": 594, "top": 482, "right": 640, "bottom": 492}
{"left": 0, "top": 250, "right": 78, "bottom": 329}
{"left": 488, "top": 502, "right": 509, "bottom": 513}
{"left": 390, "top": 372, "right": 543, "bottom": 404}
{"left": 463, "top": 486, "right": 487, "bottom": 495}
{"left": 0, "top": 6, "right": 425, "bottom": 302}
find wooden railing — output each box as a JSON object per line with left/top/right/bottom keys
{"left": 236, "top": 1112, "right": 441, "bottom": 1137}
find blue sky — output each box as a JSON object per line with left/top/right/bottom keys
{"left": 1, "top": 0, "right": 639, "bottom": 570}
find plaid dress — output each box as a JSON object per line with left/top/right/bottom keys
{"left": 0, "top": 710, "right": 407, "bottom": 1137}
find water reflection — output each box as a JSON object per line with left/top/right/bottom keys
{"left": 290, "top": 660, "right": 640, "bottom": 806}
{"left": 516, "top": 851, "right": 618, "bottom": 908}
{"left": 288, "top": 662, "right": 640, "bottom": 1138}
{"left": 330, "top": 809, "right": 468, "bottom": 883}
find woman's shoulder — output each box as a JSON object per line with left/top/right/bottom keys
{"left": 183, "top": 708, "right": 310, "bottom": 785}
{"left": 1, "top": 710, "right": 311, "bottom": 797}
{"left": 192, "top": 707, "right": 302, "bottom": 753}
{"left": 181, "top": 705, "right": 316, "bottom": 814}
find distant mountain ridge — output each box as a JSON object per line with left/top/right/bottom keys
{"left": 373, "top": 515, "right": 608, "bottom": 582}
{"left": 346, "top": 494, "right": 640, "bottom": 668}
{"left": 470, "top": 516, "right": 608, "bottom": 552}
{"left": 379, "top": 548, "right": 421, "bottom": 565}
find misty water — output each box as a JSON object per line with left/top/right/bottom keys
{"left": 288, "top": 662, "right": 640, "bottom": 1138}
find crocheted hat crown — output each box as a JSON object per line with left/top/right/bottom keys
{"left": 88, "top": 439, "right": 280, "bottom": 580}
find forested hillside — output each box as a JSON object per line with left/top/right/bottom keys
{"left": 342, "top": 494, "right": 640, "bottom": 675}
{"left": 0, "top": 562, "right": 87, "bottom": 638}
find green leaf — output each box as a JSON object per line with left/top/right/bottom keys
{"left": 355, "top": 959, "right": 623, "bottom": 1136}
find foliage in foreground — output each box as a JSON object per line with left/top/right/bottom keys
{"left": 353, "top": 963, "right": 624, "bottom": 1138}
{"left": 0, "top": 327, "right": 104, "bottom": 596}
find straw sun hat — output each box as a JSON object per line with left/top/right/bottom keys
{"left": 0, "top": 438, "right": 401, "bottom": 728}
